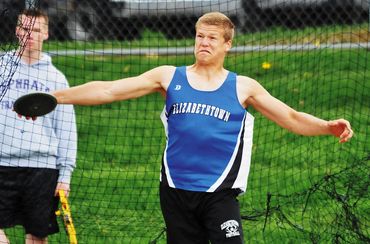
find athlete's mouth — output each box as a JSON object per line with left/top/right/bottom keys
{"left": 199, "top": 50, "right": 211, "bottom": 54}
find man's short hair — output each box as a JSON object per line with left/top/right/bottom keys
{"left": 195, "top": 12, "right": 235, "bottom": 42}
{"left": 18, "top": 9, "right": 49, "bottom": 28}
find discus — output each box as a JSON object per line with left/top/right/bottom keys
{"left": 13, "top": 92, "right": 57, "bottom": 117}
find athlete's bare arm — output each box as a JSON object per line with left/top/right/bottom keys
{"left": 53, "top": 65, "right": 176, "bottom": 105}
{"left": 237, "top": 76, "right": 353, "bottom": 143}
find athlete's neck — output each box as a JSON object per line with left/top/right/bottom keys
{"left": 187, "top": 64, "right": 228, "bottom": 91}
{"left": 189, "top": 63, "right": 226, "bottom": 81}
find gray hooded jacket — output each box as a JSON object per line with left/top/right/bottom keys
{"left": 0, "top": 51, "right": 77, "bottom": 184}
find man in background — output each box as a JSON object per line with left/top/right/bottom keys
{"left": 0, "top": 9, "right": 77, "bottom": 244}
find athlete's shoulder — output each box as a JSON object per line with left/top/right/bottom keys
{"left": 236, "top": 74, "right": 257, "bottom": 82}
{"left": 236, "top": 75, "right": 266, "bottom": 107}
{"left": 150, "top": 65, "right": 177, "bottom": 90}
{"left": 152, "top": 65, "right": 176, "bottom": 73}
{"left": 142, "top": 65, "right": 176, "bottom": 78}
{"left": 236, "top": 74, "right": 260, "bottom": 89}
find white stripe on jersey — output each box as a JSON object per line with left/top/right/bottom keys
{"left": 160, "top": 106, "right": 175, "bottom": 187}
{"left": 232, "top": 113, "right": 254, "bottom": 194}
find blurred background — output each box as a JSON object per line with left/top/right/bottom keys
{"left": 1, "top": 0, "right": 369, "bottom": 42}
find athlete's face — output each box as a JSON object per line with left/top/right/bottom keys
{"left": 194, "top": 23, "right": 232, "bottom": 64}
{"left": 16, "top": 15, "right": 48, "bottom": 52}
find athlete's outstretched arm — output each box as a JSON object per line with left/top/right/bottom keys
{"left": 241, "top": 77, "right": 353, "bottom": 143}
{"left": 53, "top": 66, "right": 174, "bottom": 105}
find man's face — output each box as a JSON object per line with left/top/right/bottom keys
{"left": 194, "top": 23, "right": 231, "bottom": 64}
{"left": 16, "top": 15, "right": 48, "bottom": 52}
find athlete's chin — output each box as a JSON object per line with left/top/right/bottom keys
{"left": 196, "top": 55, "right": 212, "bottom": 63}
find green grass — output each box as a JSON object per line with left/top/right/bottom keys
{"left": 5, "top": 26, "right": 370, "bottom": 243}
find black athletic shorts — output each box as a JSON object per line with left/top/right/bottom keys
{"left": 160, "top": 183, "right": 244, "bottom": 244}
{"left": 0, "top": 166, "right": 59, "bottom": 238}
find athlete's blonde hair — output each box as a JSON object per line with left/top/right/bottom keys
{"left": 195, "top": 12, "right": 235, "bottom": 42}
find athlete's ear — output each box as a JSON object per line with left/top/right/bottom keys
{"left": 225, "top": 40, "right": 232, "bottom": 52}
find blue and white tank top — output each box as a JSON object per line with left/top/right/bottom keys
{"left": 160, "top": 66, "right": 254, "bottom": 193}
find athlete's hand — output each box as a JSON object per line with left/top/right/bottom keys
{"left": 327, "top": 119, "right": 353, "bottom": 143}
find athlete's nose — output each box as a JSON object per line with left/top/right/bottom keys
{"left": 199, "top": 37, "right": 210, "bottom": 46}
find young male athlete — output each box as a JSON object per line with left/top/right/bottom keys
{"left": 23, "top": 12, "right": 352, "bottom": 244}
{"left": 1, "top": 9, "right": 77, "bottom": 244}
